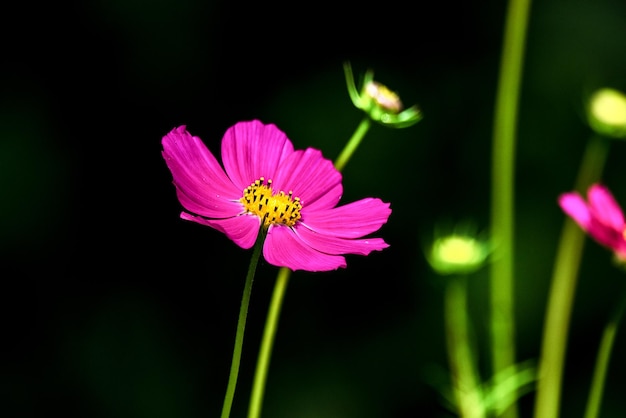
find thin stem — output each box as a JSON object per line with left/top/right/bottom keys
{"left": 248, "top": 267, "right": 291, "bottom": 418}
{"left": 334, "top": 117, "right": 371, "bottom": 172}
{"left": 584, "top": 285, "right": 626, "bottom": 418}
{"left": 533, "top": 134, "right": 610, "bottom": 418}
{"left": 221, "top": 228, "right": 266, "bottom": 418}
{"left": 572, "top": 135, "right": 611, "bottom": 193}
{"left": 489, "top": 0, "right": 532, "bottom": 416}
{"left": 445, "top": 276, "right": 485, "bottom": 418}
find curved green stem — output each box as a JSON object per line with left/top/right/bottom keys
{"left": 248, "top": 267, "right": 291, "bottom": 418}
{"left": 221, "top": 228, "right": 266, "bottom": 418}
{"left": 489, "top": 0, "right": 532, "bottom": 416}
{"left": 583, "top": 283, "right": 626, "bottom": 418}
{"left": 533, "top": 134, "right": 610, "bottom": 418}
{"left": 334, "top": 117, "right": 371, "bottom": 172}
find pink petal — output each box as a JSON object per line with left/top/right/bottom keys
{"left": 292, "top": 225, "right": 389, "bottom": 255}
{"left": 587, "top": 184, "right": 625, "bottom": 230}
{"left": 174, "top": 188, "right": 244, "bottom": 219}
{"left": 558, "top": 192, "right": 591, "bottom": 229}
{"left": 263, "top": 225, "right": 347, "bottom": 271}
{"left": 301, "top": 198, "right": 391, "bottom": 238}
{"left": 273, "top": 148, "right": 342, "bottom": 210}
{"left": 585, "top": 216, "right": 625, "bottom": 251}
{"left": 302, "top": 183, "right": 343, "bottom": 212}
{"left": 559, "top": 185, "right": 626, "bottom": 254}
{"left": 162, "top": 126, "right": 242, "bottom": 218}
{"left": 181, "top": 212, "right": 261, "bottom": 249}
{"left": 221, "top": 120, "right": 295, "bottom": 189}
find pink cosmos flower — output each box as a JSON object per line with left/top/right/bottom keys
{"left": 161, "top": 120, "right": 391, "bottom": 272}
{"left": 558, "top": 183, "right": 626, "bottom": 260}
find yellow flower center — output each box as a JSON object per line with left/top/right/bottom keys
{"left": 240, "top": 177, "right": 302, "bottom": 228}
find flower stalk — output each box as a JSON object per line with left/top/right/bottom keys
{"left": 221, "top": 227, "right": 266, "bottom": 418}
{"left": 445, "top": 275, "right": 486, "bottom": 418}
{"left": 334, "top": 117, "right": 371, "bottom": 173}
{"left": 247, "top": 266, "right": 291, "bottom": 418}
{"left": 489, "top": 0, "right": 532, "bottom": 415}
{"left": 584, "top": 284, "right": 626, "bottom": 418}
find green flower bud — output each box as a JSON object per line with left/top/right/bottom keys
{"left": 426, "top": 225, "right": 491, "bottom": 275}
{"left": 586, "top": 87, "right": 626, "bottom": 139}
{"left": 344, "top": 61, "right": 423, "bottom": 129}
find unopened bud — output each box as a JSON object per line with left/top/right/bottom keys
{"left": 344, "top": 61, "right": 422, "bottom": 129}
{"left": 426, "top": 226, "right": 491, "bottom": 275}
{"left": 587, "top": 87, "right": 626, "bottom": 139}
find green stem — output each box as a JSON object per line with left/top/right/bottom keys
{"left": 445, "top": 276, "right": 485, "bottom": 418}
{"left": 584, "top": 284, "right": 626, "bottom": 418}
{"left": 572, "top": 135, "right": 611, "bottom": 193}
{"left": 533, "top": 134, "right": 610, "bottom": 418}
{"left": 489, "top": 0, "right": 531, "bottom": 416}
{"left": 221, "top": 228, "right": 266, "bottom": 418}
{"left": 248, "top": 267, "right": 291, "bottom": 418}
{"left": 334, "top": 117, "right": 371, "bottom": 172}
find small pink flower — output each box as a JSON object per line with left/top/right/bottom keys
{"left": 162, "top": 120, "right": 391, "bottom": 272}
{"left": 558, "top": 183, "right": 626, "bottom": 260}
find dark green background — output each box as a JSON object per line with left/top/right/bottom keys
{"left": 3, "top": 0, "right": 626, "bottom": 416}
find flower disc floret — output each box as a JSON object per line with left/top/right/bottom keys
{"left": 241, "top": 177, "right": 302, "bottom": 227}
{"left": 162, "top": 120, "right": 392, "bottom": 272}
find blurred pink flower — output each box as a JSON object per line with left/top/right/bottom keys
{"left": 162, "top": 120, "right": 391, "bottom": 272}
{"left": 558, "top": 183, "right": 626, "bottom": 260}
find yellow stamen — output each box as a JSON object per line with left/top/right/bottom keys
{"left": 240, "top": 177, "right": 302, "bottom": 228}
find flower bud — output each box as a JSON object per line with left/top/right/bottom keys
{"left": 586, "top": 87, "right": 626, "bottom": 139}
{"left": 426, "top": 226, "right": 491, "bottom": 275}
{"left": 344, "top": 61, "right": 422, "bottom": 129}
{"left": 365, "top": 81, "right": 403, "bottom": 113}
